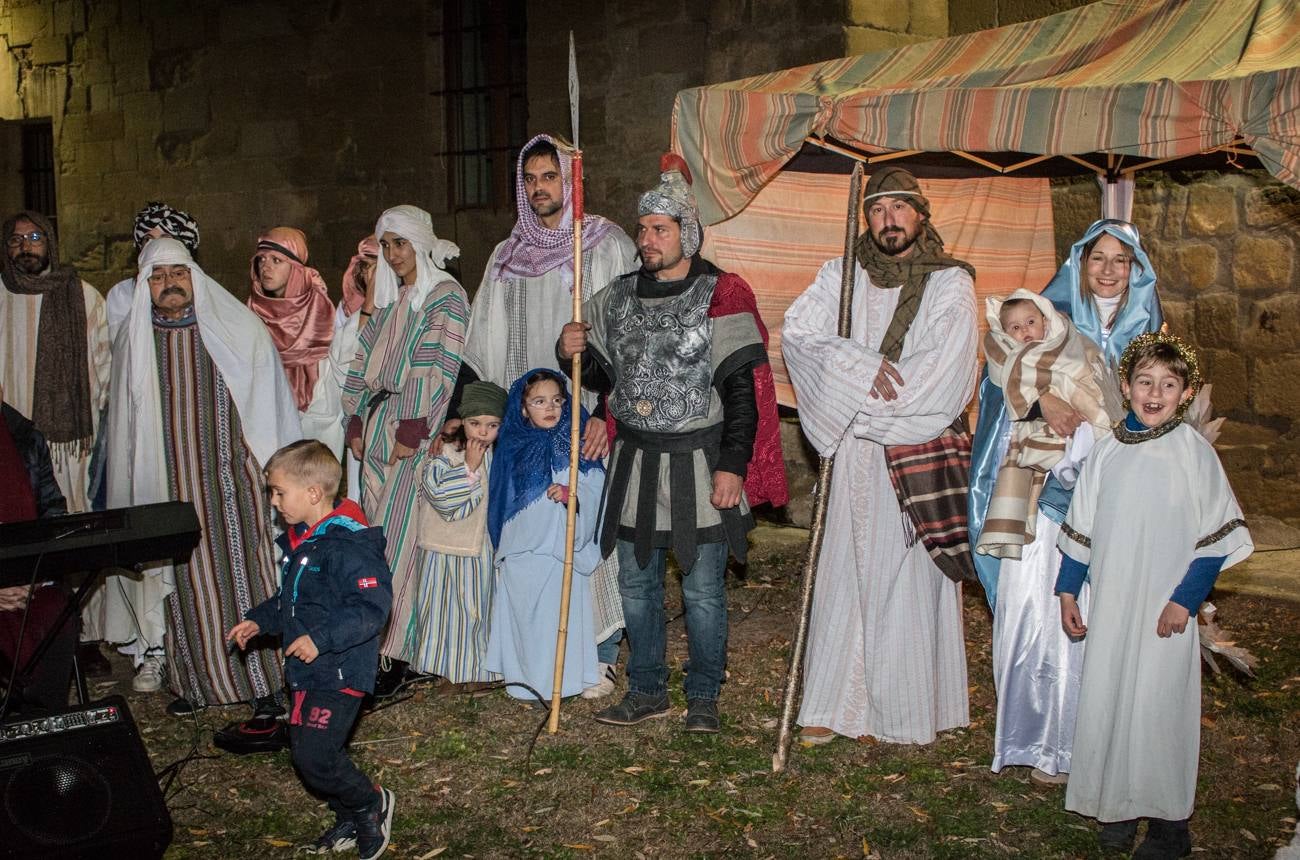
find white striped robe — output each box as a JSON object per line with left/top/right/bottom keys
{"left": 781, "top": 260, "right": 976, "bottom": 744}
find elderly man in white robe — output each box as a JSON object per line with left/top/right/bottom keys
{"left": 457, "top": 134, "right": 636, "bottom": 698}
{"left": 782, "top": 166, "right": 977, "bottom": 746}
{"left": 105, "top": 238, "right": 301, "bottom": 715}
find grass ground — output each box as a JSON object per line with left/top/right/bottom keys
{"left": 108, "top": 528, "right": 1299, "bottom": 859}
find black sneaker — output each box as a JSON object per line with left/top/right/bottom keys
{"left": 1133, "top": 818, "right": 1191, "bottom": 859}
{"left": 373, "top": 661, "right": 408, "bottom": 700}
{"left": 252, "top": 694, "right": 285, "bottom": 719}
{"left": 166, "top": 697, "right": 198, "bottom": 717}
{"left": 592, "top": 690, "right": 670, "bottom": 726}
{"left": 302, "top": 816, "right": 357, "bottom": 854}
{"left": 1098, "top": 819, "right": 1139, "bottom": 853}
{"left": 355, "top": 786, "right": 394, "bottom": 860}
{"left": 684, "top": 698, "right": 720, "bottom": 734}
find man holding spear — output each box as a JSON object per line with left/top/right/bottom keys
{"left": 558, "top": 154, "right": 782, "bottom": 734}
{"left": 457, "top": 133, "right": 635, "bottom": 701}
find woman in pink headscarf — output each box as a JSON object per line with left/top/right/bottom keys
{"left": 247, "top": 226, "right": 342, "bottom": 456}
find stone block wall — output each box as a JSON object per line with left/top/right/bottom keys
{"left": 948, "top": 0, "right": 1093, "bottom": 35}
{"left": 521, "top": 0, "right": 844, "bottom": 260}
{"left": 846, "top": 0, "right": 948, "bottom": 54}
{"left": 0, "top": 0, "right": 442, "bottom": 298}
{"left": 1051, "top": 171, "right": 1300, "bottom": 524}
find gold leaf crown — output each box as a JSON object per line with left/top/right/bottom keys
{"left": 1118, "top": 330, "right": 1202, "bottom": 398}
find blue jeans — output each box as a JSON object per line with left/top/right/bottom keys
{"left": 597, "top": 629, "right": 623, "bottom": 665}
{"left": 617, "top": 539, "right": 728, "bottom": 702}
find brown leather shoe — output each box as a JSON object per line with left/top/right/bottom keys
{"left": 798, "top": 726, "right": 837, "bottom": 745}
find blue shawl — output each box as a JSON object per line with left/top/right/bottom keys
{"left": 487, "top": 368, "right": 602, "bottom": 548}
{"left": 968, "top": 219, "right": 1163, "bottom": 609}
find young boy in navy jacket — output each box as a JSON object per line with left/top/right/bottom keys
{"left": 228, "top": 440, "right": 394, "bottom": 859}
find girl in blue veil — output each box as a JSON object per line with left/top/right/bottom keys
{"left": 969, "top": 218, "right": 1162, "bottom": 783}
{"left": 485, "top": 368, "right": 606, "bottom": 701}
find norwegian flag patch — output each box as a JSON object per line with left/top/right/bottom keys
{"left": 357, "top": 577, "right": 379, "bottom": 589}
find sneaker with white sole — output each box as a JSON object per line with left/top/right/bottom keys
{"left": 581, "top": 663, "right": 618, "bottom": 700}
{"left": 300, "top": 815, "right": 357, "bottom": 854}
{"left": 355, "top": 786, "right": 394, "bottom": 860}
{"left": 132, "top": 654, "right": 165, "bottom": 693}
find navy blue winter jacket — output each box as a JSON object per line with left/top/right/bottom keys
{"left": 245, "top": 501, "right": 391, "bottom": 693}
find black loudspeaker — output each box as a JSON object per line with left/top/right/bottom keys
{"left": 0, "top": 695, "right": 172, "bottom": 859}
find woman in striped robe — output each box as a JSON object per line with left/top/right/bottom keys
{"left": 342, "top": 206, "right": 468, "bottom": 683}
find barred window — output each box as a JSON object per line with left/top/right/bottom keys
{"left": 21, "top": 121, "right": 57, "bottom": 232}
{"left": 439, "top": 0, "right": 528, "bottom": 210}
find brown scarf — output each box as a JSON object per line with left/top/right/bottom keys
{"left": 857, "top": 220, "right": 975, "bottom": 363}
{"left": 1, "top": 210, "right": 93, "bottom": 449}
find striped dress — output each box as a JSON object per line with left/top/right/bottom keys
{"left": 406, "top": 450, "right": 498, "bottom": 682}
{"left": 154, "top": 322, "right": 284, "bottom": 707}
{"left": 341, "top": 281, "right": 468, "bottom": 659}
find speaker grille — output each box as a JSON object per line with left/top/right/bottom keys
{"left": 5, "top": 754, "right": 113, "bottom": 845}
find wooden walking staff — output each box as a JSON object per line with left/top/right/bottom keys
{"left": 549, "top": 32, "right": 584, "bottom": 734}
{"left": 772, "top": 161, "right": 864, "bottom": 771}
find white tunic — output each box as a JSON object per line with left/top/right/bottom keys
{"left": 298, "top": 354, "right": 344, "bottom": 458}
{"left": 782, "top": 260, "right": 976, "bottom": 744}
{"left": 463, "top": 231, "right": 636, "bottom": 393}
{"left": 0, "top": 279, "right": 110, "bottom": 513}
{"left": 1059, "top": 423, "right": 1252, "bottom": 822}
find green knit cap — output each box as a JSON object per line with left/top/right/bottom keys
{"left": 459, "top": 380, "right": 508, "bottom": 419}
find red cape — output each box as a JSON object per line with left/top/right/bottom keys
{"left": 709, "top": 272, "right": 789, "bottom": 508}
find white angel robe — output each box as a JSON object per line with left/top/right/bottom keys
{"left": 1059, "top": 422, "right": 1252, "bottom": 822}
{"left": 782, "top": 260, "right": 976, "bottom": 744}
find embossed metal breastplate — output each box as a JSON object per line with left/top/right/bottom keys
{"left": 606, "top": 273, "right": 717, "bottom": 433}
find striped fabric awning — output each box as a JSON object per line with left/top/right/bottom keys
{"left": 701, "top": 172, "right": 1058, "bottom": 406}
{"left": 673, "top": 0, "right": 1300, "bottom": 225}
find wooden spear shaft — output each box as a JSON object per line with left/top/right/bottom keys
{"left": 549, "top": 150, "right": 585, "bottom": 733}
{"left": 772, "top": 161, "right": 863, "bottom": 772}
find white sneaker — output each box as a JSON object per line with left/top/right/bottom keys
{"left": 581, "top": 663, "right": 617, "bottom": 700}
{"left": 133, "top": 654, "right": 165, "bottom": 693}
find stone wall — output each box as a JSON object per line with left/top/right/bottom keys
{"left": 0, "top": 0, "right": 442, "bottom": 297}
{"left": 521, "top": 0, "right": 845, "bottom": 266}
{"left": 847, "top": 0, "right": 949, "bottom": 54}
{"left": 1051, "top": 171, "right": 1300, "bottom": 524}
{"left": 948, "top": 0, "right": 1093, "bottom": 35}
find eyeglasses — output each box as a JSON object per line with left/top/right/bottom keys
{"left": 6, "top": 231, "right": 47, "bottom": 248}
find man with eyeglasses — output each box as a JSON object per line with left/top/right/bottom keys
{"left": 1, "top": 211, "right": 110, "bottom": 516}
{"left": 2, "top": 211, "right": 112, "bottom": 697}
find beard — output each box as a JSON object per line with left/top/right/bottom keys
{"left": 11, "top": 252, "right": 47, "bottom": 275}
{"left": 870, "top": 226, "right": 920, "bottom": 257}
{"left": 530, "top": 195, "right": 562, "bottom": 219}
{"left": 641, "top": 246, "right": 683, "bottom": 274}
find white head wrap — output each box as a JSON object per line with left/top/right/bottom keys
{"left": 372, "top": 204, "right": 460, "bottom": 308}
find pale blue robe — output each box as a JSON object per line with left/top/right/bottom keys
{"left": 486, "top": 465, "right": 605, "bottom": 701}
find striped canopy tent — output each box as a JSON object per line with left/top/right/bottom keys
{"left": 673, "top": 0, "right": 1300, "bottom": 225}
{"left": 671, "top": 0, "right": 1300, "bottom": 406}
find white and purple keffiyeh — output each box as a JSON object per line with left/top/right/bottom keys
{"left": 489, "top": 133, "right": 618, "bottom": 282}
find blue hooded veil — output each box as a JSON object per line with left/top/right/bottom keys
{"left": 968, "top": 219, "right": 1162, "bottom": 609}
{"left": 487, "top": 368, "right": 602, "bottom": 548}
